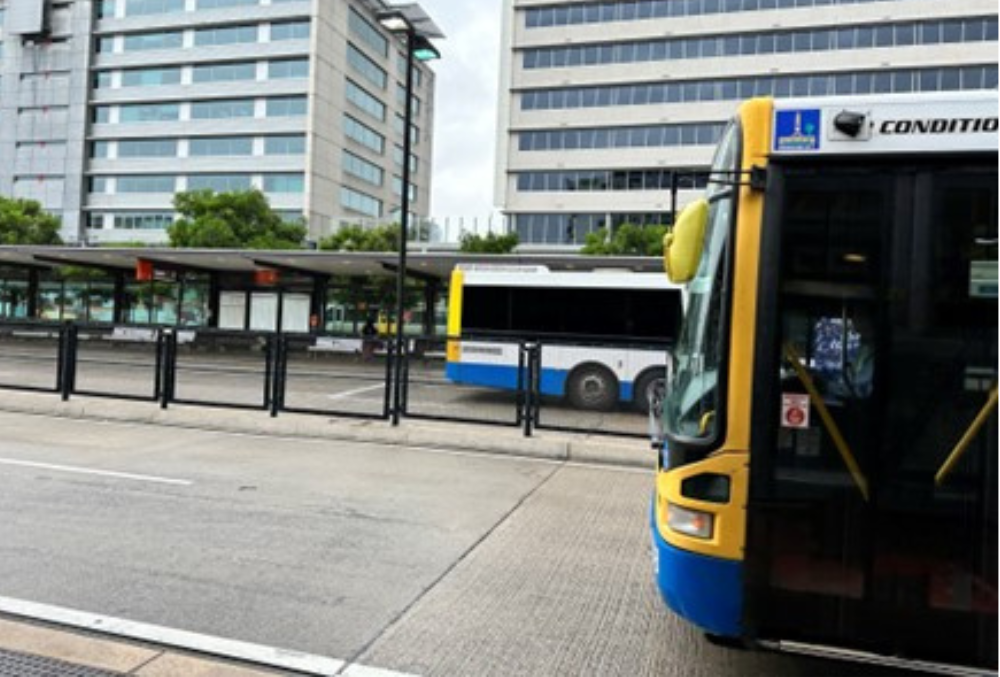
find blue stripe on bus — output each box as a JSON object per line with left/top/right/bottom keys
{"left": 446, "top": 361, "right": 636, "bottom": 402}
{"left": 650, "top": 499, "right": 743, "bottom": 638}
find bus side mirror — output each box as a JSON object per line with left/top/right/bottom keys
{"left": 663, "top": 199, "right": 709, "bottom": 283}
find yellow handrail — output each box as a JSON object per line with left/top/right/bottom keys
{"left": 935, "top": 386, "right": 998, "bottom": 486}
{"left": 783, "top": 344, "right": 870, "bottom": 502}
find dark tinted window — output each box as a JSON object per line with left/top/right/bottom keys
{"left": 462, "top": 286, "right": 681, "bottom": 340}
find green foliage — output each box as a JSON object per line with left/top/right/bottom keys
{"left": 318, "top": 223, "right": 400, "bottom": 252}
{"left": 580, "top": 223, "right": 669, "bottom": 257}
{"left": 167, "top": 189, "right": 306, "bottom": 249}
{"left": 0, "top": 195, "right": 63, "bottom": 245}
{"left": 458, "top": 231, "right": 519, "bottom": 254}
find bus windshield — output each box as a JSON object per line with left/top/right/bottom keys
{"left": 663, "top": 121, "right": 740, "bottom": 443}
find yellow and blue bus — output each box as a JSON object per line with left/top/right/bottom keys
{"left": 446, "top": 265, "right": 683, "bottom": 411}
{"left": 652, "top": 91, "right": 997, "bottom": 672}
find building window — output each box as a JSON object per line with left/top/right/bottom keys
{"left": 524, "top": 0, "right": 901, "bottom": 28}
{"left": 348, "top": 7, "right": 388, "bottom": 57}
{"left": 264, "top": 173, "right": 305, "bottom": 193}
{"left": 123, "top": 31, "right": 183, "bottom": 51}
{"left": 518, "top": 123, "right": 725, "bottom": 151}
{"left": 119, "top": 102, "right": 181, "bottom": 122}
{"left": 266, "top": 96, "right": 308, "bottom": 117}
{"left": 343, "top": 150, "right": 384, "bottom": 186}
{"left": 264, "top": 135, "right": 306, "bottom": 155}
{"left": 121, "top": 67, "right": 182, "bottom": 87}
{"left": 117, "top": 175, "right": 177, "bottom": 193}
{"left": 125, "top": 0, "right": 184, "bottom": 17}
{"left": 344, "top": 115, "right": 385, "bottom": 154}
{"left": 522, "top": 18, "right": 999, "bottom": 69}
{"left": 340, "top": 186, "right": 381, "bottom": 217}
{"left": 197, "top": 0, "right": 259, "bottom": 9}
{"left": 346, "top": 79, "right": 387, "bottom": 121}
{"left": 515, "top": 169, "right": 709, "bottom": 192}
{"left": 193, "top": 62, "right": 257, "bottom": 83}
{"left": 191, "top": 99, "right": 255, "bottom": 119}
{"left": 194, "top": 25, "right": 259, "bottom": 47}
{"left": 271, "top": 20, "right": 310, "bottom": 41}
{"left": 521, "top": 65, "right": 999, "bottom": 111}
{"left": 114, "top": 212, "right": 175, "bottom": 230}
{"left": 189, "top": 137, "right": 254, "bottom": 156}
{"left": 118, "top": 139, "right": 178, "bottom": 157}
{"left": 268, "top": 58, "right": 310, "bottom": 79}
{"left": 187, "top": 174, "right": 252, "bottom": 192}
{"left": 347, "top": 44, "right": 387, "bottom": 89}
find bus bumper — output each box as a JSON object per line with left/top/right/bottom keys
{"left": 650, "top": 501, "right": 743, "bottom": 638}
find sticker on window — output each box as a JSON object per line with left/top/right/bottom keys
{"left": 781, "top": 392, "right": 811, "bottom": 429}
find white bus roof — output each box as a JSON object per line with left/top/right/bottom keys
{"left": 458, "top": 267, "right": 682, "bottom": 291}
{"left": 770, "top": 91, "right": 998, "bottom": 157}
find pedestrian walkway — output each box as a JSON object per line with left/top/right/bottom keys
{"left": 0, "top": 617, "right": 285, "bottom": 676}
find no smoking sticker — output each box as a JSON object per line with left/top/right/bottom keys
{"left": 781, "top": 393, "right": 811, "bottom": 429}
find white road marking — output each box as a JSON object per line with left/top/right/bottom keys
{"left": 0, "top": 458, "right": 193, "bottom": 486}
{"left": 0, "top": 596, "right": 420, "bottom": 677}
{"left": 325, "top": 383, "right": 385, "bottom": 401}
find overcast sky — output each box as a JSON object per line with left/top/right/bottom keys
{"left": 415, "top": 0, "right": 504, "bottom": 228}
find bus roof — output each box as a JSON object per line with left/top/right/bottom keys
{"left": 457, "top": 268, "right": 682, "bottom": 291}
{"left": 768, "top": 91, "right": 998, "bottom": 157}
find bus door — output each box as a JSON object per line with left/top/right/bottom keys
{"left": 746, "top": 163, "right": 997, "bottom": 668}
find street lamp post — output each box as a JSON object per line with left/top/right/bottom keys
{"left": 377, "top": 4, "right": 442, "bottom": 426}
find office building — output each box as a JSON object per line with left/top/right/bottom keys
{"left": 0, "top": 0, "right": 436, "bottom": 243}
{"left": 496, "top": 0, "right": 998, "bottom": 246}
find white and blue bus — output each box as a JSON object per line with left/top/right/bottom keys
{"left": 445, "top": 265, "right": 684, "bottom": 411}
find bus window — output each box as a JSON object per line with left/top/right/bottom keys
{"left": 662, "top": 121, "right": 739, "bottom": 445}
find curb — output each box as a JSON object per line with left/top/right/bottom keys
{"left": 0, "top": 391, "right": 653, "bottom": 471}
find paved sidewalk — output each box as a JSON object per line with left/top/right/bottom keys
{"left": 0, "top": 390, "right": 653, "bottom": 470}
{"left": 0, "top": 617, "right": 286, "bottom": 676}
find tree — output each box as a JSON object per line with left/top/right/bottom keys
{"left": 459, "top": 231, "right": 519, "bottom": 254}
{"left": 580, "top": 223, "right": 668, "bottom": 257}
{"left": 167, "top": 189, "right": 306, "bottom": 249}
{"left": 318, "top": 223, "right": 400, "bottom": 252}
{"left": 0, "top": 195, "right": 63, "bottom": 245}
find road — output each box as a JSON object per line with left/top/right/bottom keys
{"left": 0, "top": 411, "right": 906, "bottom": 676}
{"left": 0, "top": 335, "right": 650, "bottom": 435}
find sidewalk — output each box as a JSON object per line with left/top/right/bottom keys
{"left": 0, "top": 390, "right": 654, "bottom": 470}
{"left": 0, "top": 617, "right": 285, "bottom": 676}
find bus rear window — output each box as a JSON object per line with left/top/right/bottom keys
{"left": 462, "top": 286, "right": 681, "bottom": 341}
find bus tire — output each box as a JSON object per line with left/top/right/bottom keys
{"left": 567, "top": 364, "right": 618, "bottom": 411}
{"left": 633, "top": 369, "right": 665, "bottom": 414}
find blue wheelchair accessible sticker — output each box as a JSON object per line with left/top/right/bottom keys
{"left": 775, "top": 109, "right": 821, "bottom": 151}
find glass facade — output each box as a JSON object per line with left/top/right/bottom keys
{"left": 525, "top": 0, "right": 906, "bottom": 27}
{"left": 517, "top": 168, "right": 710, "bottom": 192}
{"left": 523, "top": 18, "right": 998, "bottom": 69}
{"left": 522, "top": 66, "right": 998, "bottom": 111}
{"left": 519, "top": 123, "right": 726, "bottom": 151}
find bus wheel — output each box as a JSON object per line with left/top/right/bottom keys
{"left": 633, "top": 370, "right": 664, "bottom": 414}
{"left": 567, "top": 365, "right": 618, "bottom": 411}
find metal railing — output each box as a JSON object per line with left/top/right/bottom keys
{"left": 0, "top": 321, "right": 663, "bottom": 441}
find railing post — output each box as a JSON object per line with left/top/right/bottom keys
{"left": 401, "top": 338, "right": 411, "bottom": 416}
{"left": 160, "top": 328, "right": 176, "bottom": 410}
{"left": 268, "top": 334, "right": 283, "bottom": 418}
{"left": 382, "top": 338, "right": 395, "bottom": 421}
{"left": 523, "top": 341, "right": 540, "bottom": 437}
{"left": 58, "top": 322, "right": 77, "bottom": 401}
{"left": 153, "top": 328, "right": 165, "bottom": 401}
{"left": 515, "top": 340, "right": 526, "bottom": 428}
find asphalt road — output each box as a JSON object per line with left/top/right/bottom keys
{"left": 0, "top": 412, "right": 909, "bottom": 676}
{"left": 0, "top": 337, "right": 650, "bottom": 436}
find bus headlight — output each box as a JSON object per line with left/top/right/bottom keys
{"left": 666, "top": 503, "right": 714, "bottom": 539}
